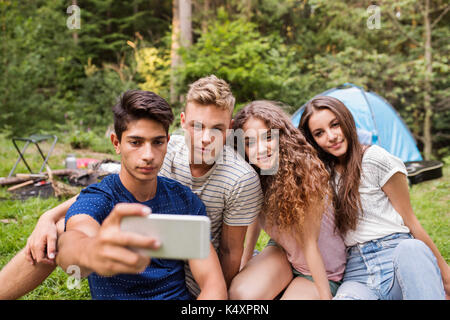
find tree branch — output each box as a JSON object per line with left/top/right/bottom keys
{"left": 433, "top": 132, "right": 450, "bottom": 140}
{"left": 385, "top": 10, "right": 422, "bottom": 47}
{"left": 435, "top": 100, "right": 450, "bottom": 111}
{"left": 414, "top": 134, "right": 426, "bottom": 144}
{"left": 431, "top": 5, "right": 450, "bottom": 29}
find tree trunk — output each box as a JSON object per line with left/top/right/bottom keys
{"left": 170, "top": 0, "right": 192, "bottom": 104}
{"left": 202, "top": 0, "right": 210, "bottom": 33}
{"left": 170, "top": 0, "right": 181, "bottom": 104}
{"left": 179, "top": 0, "right": 193, "bottom": 48}
{"left": 423, "top": 0, "right": 433, "bottom": 159}
{"left": 133, "top": 1, "right": 138, "bottom": 34}
{"left": 72, "top": 0, "right": 78, "bottom": 44}
{"left": 246, "top": 0, "right": 252, "bottom": 19}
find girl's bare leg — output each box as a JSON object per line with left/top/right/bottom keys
{"left": 229, "top": 245, "right": 293, "bottom": 300}
{"left": 280, "top": 277, "right": 320, "bottom": 300}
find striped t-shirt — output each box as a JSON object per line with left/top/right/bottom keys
{"left": 159, "top": 134, "right": 263, "bottom": 296}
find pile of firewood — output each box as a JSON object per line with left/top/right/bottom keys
{"left": 0, "top": 168, "right": 78, "bottom": 187}
{"left": 1, "top": 159, "right": 119, "bottom": 199}
{"left": 0, "top": 168, "right": 94, "bottom": 198}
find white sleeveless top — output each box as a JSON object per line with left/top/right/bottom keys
{"left": 335, "top": 145, "right": 410, "bottom": 246}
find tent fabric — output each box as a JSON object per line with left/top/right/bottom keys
{"left": 291, "top": 83, "right": 423, "bottom": 162}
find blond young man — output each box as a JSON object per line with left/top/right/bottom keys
{"left": 0, "top": 75, "right": 263, "bottom": 299}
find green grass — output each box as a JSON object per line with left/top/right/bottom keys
{"left": 0, "top": 133, "right": 448, "bottom": 299}
{"left": 0, "top": 133, "right": 117, "bottom": 299}
{"left": 409, "top": 164, "right": 450, "bottom": 262}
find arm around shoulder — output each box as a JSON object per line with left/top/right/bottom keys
{"left": 25, "top": 195, "right": 78, "bottom": 264}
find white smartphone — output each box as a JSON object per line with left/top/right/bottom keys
{"left": 120, "top": 214, "right": 211, "bottom": 260}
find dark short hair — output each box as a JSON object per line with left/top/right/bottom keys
{"left": 113, "top": 90, "right": 174, "bottom": 141}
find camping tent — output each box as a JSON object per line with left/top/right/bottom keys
{"left": 291, "top": 83, "right": 423, "bottom": 162}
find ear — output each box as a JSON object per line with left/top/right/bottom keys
{"left": 111, "top": 133, "right": 121, "bottom": 155}
{"left": 180, "top": 112, "right": 186, "bottom": 129}
{"left": 167, "top": 134, "right": 170, "bottom": 143}
{"left": 226, "top": 118, "right": 235, "bottom": 140}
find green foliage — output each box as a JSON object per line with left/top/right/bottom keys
{"left": 134, "top": 43, "right": 171, "bottom": 99}
{"left": 0, "top": 0, "right": 448, "bottom": 158}
{"left": 0, "top": 0, "right": 83, "bottom": 136}
{"left": 0, "top": 0, "right": 170, "bottom": 138}
{"left": 76, "top": 0, "right": 171, "bottom": 64}
{"left": 179, "top": 9, "right": 301, "bottom": 111}
{"left": 73, "top": 65, "right": 135, "bottom": 131}
{"left": 67, "top": 129, "right": 115, "bottom": 154}
{"left": 69, "top": 130, "right": 97, "bottom": 150}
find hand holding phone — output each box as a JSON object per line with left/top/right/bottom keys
{"left": 72, "top": 203, "right": 160, "bottom": 277}
{"left": 120, "top": 214, "right": 211, "bottom": 260}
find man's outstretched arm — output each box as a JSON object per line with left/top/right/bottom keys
{"left": 57, "top": 203, "right": 159, "bottom": 277}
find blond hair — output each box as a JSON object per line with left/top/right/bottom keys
{"left": 186, "top": 75, "right": 235, "bottom": 114}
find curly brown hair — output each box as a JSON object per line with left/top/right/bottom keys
{"left": 233, "top": 101, "right": 331, "bottom": 238}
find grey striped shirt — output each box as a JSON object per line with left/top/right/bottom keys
{"left": 159, "top": 135, "right": 263, "bottom": 296}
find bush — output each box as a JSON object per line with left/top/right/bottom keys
{"left": 178, "top": 9, "right": 302, "bottom": 112}
{"left": 67, "top": 129, "right": 115, "bottom": 155}
{"left": 69, "top": 131, "right": 96, "bottom": 150}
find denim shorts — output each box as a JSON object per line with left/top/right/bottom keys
{"left": 267, "top": 239, "right": 342, "bottom": 296}
{"left": 343, "top": 233, "right": 413, "bottom": 297}
{"left": 334, "top": 232, "right": 445, "bottom": 300}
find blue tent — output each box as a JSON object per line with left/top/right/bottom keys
{"left": 291, "top": 83, "right": 423, "bottom": 162}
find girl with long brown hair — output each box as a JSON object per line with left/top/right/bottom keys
{"left": 228, "top": 101, "right": 346, "bottom": 300}
{"left": 300, "top": 96, "right": 449, "bottom": 299}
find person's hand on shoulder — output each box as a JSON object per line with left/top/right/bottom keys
{"left": 25, "top": 210, "right": 60, "bottom": 265}
{"left": 25, "top": 196, "right": 78, "bottom": 265}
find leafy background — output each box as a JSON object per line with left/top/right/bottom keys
{"left": 0, "top": 0, "right": 448, "bottom": 158}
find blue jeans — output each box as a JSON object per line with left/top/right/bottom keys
{"left": 334, "top": 233, "right": 445, "bottom": 300}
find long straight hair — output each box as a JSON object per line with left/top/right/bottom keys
{"left": 299, "top": 96, "right": 363, "bottom": 236}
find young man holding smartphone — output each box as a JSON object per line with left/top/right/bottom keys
{"left": 59, "top": 89, "right": 226, "bottom": 299}
{"left": 0, "top": 75, "right": 262, "bottom": 299}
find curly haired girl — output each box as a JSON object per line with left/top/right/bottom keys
{"left": 228, "top": 100, "right": 346, "bottom": 300}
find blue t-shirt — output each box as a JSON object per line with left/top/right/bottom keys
{"left": 65, "top": 174, "right": 207, "bottom": 300}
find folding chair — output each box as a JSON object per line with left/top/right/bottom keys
{"left": 8, "top": 134, "right": 58, "bottom": 178}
